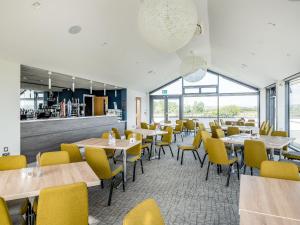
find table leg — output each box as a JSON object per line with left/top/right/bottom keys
{"left": 270, "top": 148, "right": 274, "bottom": 160}
{"left": 122, "top": 149, "right": 127, "bottom": 182}
{"left": 150, "top": 135, "right": 159, "bottom": 160}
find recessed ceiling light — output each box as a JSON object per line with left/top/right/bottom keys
{"left": 250, "top": 52, "right": 256, "bottom": 56}
{"left": 68, "top": 25, "right": 82, "bottom": 34}
{"left": 267, "top": 22, "right": 276, "bottom": 26}
{"left": 32, "top": 1, "right": 41, "bottom": 8}
{"left": 101, "top": 42, "right": 108, "bottom": 46}
{"left": 241, "top": 64, "right": 248, "bottom": 68}
{"left": 148, "top": 70, "right": 153, "bottom": 74}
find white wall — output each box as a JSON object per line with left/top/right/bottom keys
{"left": 0, "top": 59, "right": 20, "bottom": 155}
{"left": 126, "top": 89, "right": 149, "bottom": 129}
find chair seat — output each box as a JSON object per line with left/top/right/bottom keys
{"left": 144, "top": 138, "right": 153, "bottom": 143}
{"left": 283, "top": 151, "right": 300, "bottom": 160}
{"left": 142, "top": 143, "right": 150, "bottom": 149}
{"left": 179, "top": 145, "right": 195, "bottom": 151}
{"left": 7, "top": 198, "right": 28, "bottom": 216}
{"left": 112, "top": 165, "right": 123, "bottom": 177}
{"left": 156, "top": 141, "right": 170, "bottom": 146}
{"left": 173, "top": 131, "right": 181, "bottom": 134}
{"left": 127, "top": 155, "right": 141, "bottom": 163}
{"left": 226, "top": 157, "right": 238, "bottom": 165}
{"left": 279, "top": 159, "right": 300, "bottom": 171}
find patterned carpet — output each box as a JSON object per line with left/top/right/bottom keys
{"left": 88, "top": 135, "right": 241, "bottom": 225}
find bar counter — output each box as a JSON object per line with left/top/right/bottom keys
{"left": 21, "top": 116, "right": 126, "bottom": 162}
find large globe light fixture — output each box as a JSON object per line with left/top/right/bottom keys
{"left": 181, "top": 55, "right": 207, "bottom": 82}
{"left": 138, "top": 0, "right": 198, "bottom": 53}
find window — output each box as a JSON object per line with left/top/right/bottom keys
{"left": 288, "top": 78, "right": 300, "bottom": 149}
{"left": 219, "top": 76, "right": 258, "bottom": 94}
{"left": 20, "top": 90, "right": 45, "bottom": 110}
{"left": 183, "top": 71, "right": 218, "bottom": 86}
{"left": 266, "top": 86, "right": 276, "bottom": 129}
{"left": 151, "top": 78, "right": 182, "bottom": 96}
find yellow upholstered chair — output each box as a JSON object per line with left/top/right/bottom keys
{"left": 141, "top": 122, "right": 149, "bottom": 129}
{"left": 102, "top": 132, "right": 117, "bottom": 163}
{"left": 267, "top": 125, "right": 273, "bottom": 136}
{"left": 227, "top": 127, "right": 240, "bottom": 136}
{"left": 225, "top": 121, "right": 232, "bottom": 125}
{"left": 200, "top": 131, "right": 211, "bottom": 166}
{"left": 177, "top": 130, "right": 203, "bottom": 166}
{"left": 244, "top": 122, "right": 255, "bottom": 127}
{"left": 39, "top": 151, "right": 70, "bottom": 167}
{"left": 123, "top": 198, "right": 165, "bottom": 225}
{"left": 0, "top": 197, "right": 26, "bottom": 225}
{"left": 36, "top": 182, "right": 88, "bottom": 225}
{"left": 85, "top": 147, "right": 125, "bottom": 206}
{"left": 124, "top": 130, "right": 133, "bottom": 139}
{"left": 244, "top": 140, "right": 268, "bottom": 175}
{"left": 112, "top": 127, "right": 122, "bottom": 139}
{"left": 214, "top": 120, "right": 219, "bottom": 126}
{"left": 209, "top": 121, "right": 215, "bottom": 127}
{"left": 173, "top": 121, "right": 183, "bottom": 142}
{"left": 260, "top": 161, "right": 300, "bottom": 181}
{"left": 127, "top": 133, "right": 144, "bottom": 182}
{"left": 156, "top": 127, "right": 174, "bottom": 159}
{"left": 260, "top": 121, "right": 266, "bottom": 130}
{"left": 210, "top": 125, "right": 221, "bottom": 138}
{"left": 185, "top": 119, "right": 196, "bottom": 136}
{"left": 198, "top": 123, "right": 206, "bottom": 131}
{"left": 0, "top": 156, "right": 28, "bottom": 224}
{"left": 215, "top": 128, "right": 225, "bottom": 139}
{"left": 61, "top": 144, "right": 83, "bottom": 163}
{"left": 248, "top": 119, "right": 255, "bottom": 123}
{"left": 205, "top": 138, "right": 239, "bottom": 186}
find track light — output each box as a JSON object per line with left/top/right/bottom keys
{"left": 104, "top": 84, "right": 106, "bottom": 96}
{"left": 90, "top": 80, "right": 93, "bottom": 94}
{"left": 72, "top": 77, "right": 75, "bottom": 92}
{"left": 48, "top": 71, "right": 52, "bottom": 89}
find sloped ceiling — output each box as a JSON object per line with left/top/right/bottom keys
{"left": 0, "top": 0, "right": 299, "bottom": 92}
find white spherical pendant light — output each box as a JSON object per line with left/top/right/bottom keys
{"left": 138, "top": 0, "right": 198, "bottom": 53}
{"left": 181, "top": 55, "right": 207, "bottom": 82}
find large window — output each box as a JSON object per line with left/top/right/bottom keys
{"left": 150, "top": 71, "right": 259, "bottom": 124}
{"left": 266, "top": 86, "right": 277, "bottom": 129}
{"left": 288, "top": 78, "right": 300, "bottom": 149}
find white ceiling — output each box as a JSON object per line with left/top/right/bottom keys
{"left": 0, "top": 0, "right": 299, "bottom": 92}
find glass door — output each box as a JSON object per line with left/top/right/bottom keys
{"left": 152, "top": 98, "right": 165, "bottom": 123}
{"left": 167, "top": 97, "right": 180, "bottom": 123}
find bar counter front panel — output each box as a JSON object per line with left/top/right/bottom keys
{"left": 21, "top": 116, "right": 125, "bottom": 162}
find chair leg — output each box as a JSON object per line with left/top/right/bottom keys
{"left": 113, "top": 157, "right": 116, "bottom": 164}
{"left": 236, "top": 162, "right": 240, "bottom": 180}
{"left": 181, "top": 150, "right": 184, "bottom": 165}
{"left": 192, "top": 151, "right": 197, "bottom": 160}
{"left": 140, "top": 159, "right": 144, "bottom": 174}
{"left": 121, "top": 172, "right": 125, "bottom": 192}
{"left": 201, "top": 153, "right": 208, "bottom": 168}
{"left": 133, "top": 161, "right": 137, "bottom": 182}
{"left": 148, "top": 147, "right": 152, "bottom": 161}
{"left": 174, "top": 134, "right": 177, "bottom": 142}
{"left": 158, "top": 147, "right": 161, "bottom": 159}
{"left": 250, "top": 167, "right": 253, "bottom": 176}
{"left": 177, "top": 147, "right": 180, "bottom": 161}
{"left": 206, "top": 162, "right": 211, "bottom": 180}
{"left": 217, "top": 165, "right": 220, "bottom": 174}
{"left": 162, "top": 146, "right": 166, "bottom": 155}
{"left": 169, "top": 145, "right": 174, "bottom": 157}
{"left": 243, "top": 165, "right": 247, "bottom": 174}
{"left": 195, "top": 150, "right": 203, "bottom": 167}
{"left": 181, "top": 134, "right": 184, "bottom": 142}
{"left": 108, "top": 179, "right": 114, "bottom": 206}
{"left": 101, "top": 180, "right": 104, "bottom": 189}
{"left": 226, "top": 165, "right": 232, "bottom": 187}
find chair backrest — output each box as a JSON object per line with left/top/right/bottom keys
{"left": 40, "top": 151, "right": 70, "bottom": 167}
{"left": 206, "top": 138, "right": 230, "bottom": 164}
{"left": 244, "top": 140, "right": 267, "bottom": 169}
{"left": 192, "top": 131, "right": 203, "bottom": 149}
{"left": 36, "top": 182, "right": 88, "bottom": 225}
{"left": 124, "top": 130, "right": 133, "bottom": 139}
{"left": 112, "top": 128, "right": 121, "bottom": 139}
{"left": 210, "top": 125, "right": 221, "bottom": 138}
{"left": 174, "top": 122, "right": 183, "bottom": 132}
{"left": 186, "top": 120, "right": 195, "bottom": 130}
{"left": 248, "top": 119, "right": 255, "bottom": 123}
{"left": 260, "top": 161, "right": 300, "bottom": 181}
{"left": 245, "top": 122, "right": 255, "bottom": 127}
{"left": 214, "top": 120, "right": 219, "bottom": 126}
{"left": 0, "top": 197, "right": 12, "bottom": 225}
{"left": 61, "top": 144, "right": 83, "bottom": 163}
{"left": 85, "top": 147, "right": 112, "bottom": 180}
{"left": 225, "top": 121, "right": 232, "bottom": 125}
{"left": 127, "top": 133, "right": 143, "bottom": 156}
{"left": 141, "top": 122, "right": 149, "bottom": 129}
{"left": 260, "top": 121, "right": 266, "bottom": 130}
{"left": 162, "top": 127, "right": 173, "bottom": 143}
{"left": 237, "top": 121, "right": 245, "bottom": 126}
{"left": 0, "top": 155, "right": 27, "bottom": 171}
{"left": 198, "top": 123, "right": 206, "bottom": 131}
{"left": 267, "top": 125, "right": 273, "bottom": 136}
{"left": 149, "top": 124, "right": 157, "bottom": 130}
{"left": 102, "top": 132, "right": 116, "bottom": 139}
{"left": 271, "top": 131, "right": 288, "bottom": 151}
{"left": 215, "top": 128, "right": 225, "bottom": 139}
{"left": 227, "top": 127, "right": 240, "bottom": 136}
{"left": 200, "top": 131, "right": 211, "bottom": 153}
{"left": 123, "top": 199, "right": 165, "bottom": 225}
{"left": 209, "top": 121, "right": 215, "bottom": 128}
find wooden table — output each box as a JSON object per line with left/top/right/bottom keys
{"left": 74, "top": 138, "right": 141, "bottom": 181}
{"left": 222, "top": 134, "right": 294, "bottom": 159}
{"left": 131, "top": 129, "right": 168, "bottom": 159}
{"left": 0, "top": 162, "right": 100, "bottom": 201}
{"left": 239, "top": 175, "right": 300, "bottom": 224}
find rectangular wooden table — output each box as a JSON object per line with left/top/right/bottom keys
{"left": 222, "top": 134, "right": 294, "bottom": 159}
{"left": 74, "top": 138, "right": 141, "bottom": 181}
{"left": 0, "top": 162, "right": 100, "bottom": 201}
{"left": 131, "top": 129, "right": 168, "bottom": 159}
{"left": 239, "top": 175, "right": 300, "bottom": 224}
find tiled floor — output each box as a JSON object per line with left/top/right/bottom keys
{"left": 88, "top": 135, "right": 241, "bottom": 225}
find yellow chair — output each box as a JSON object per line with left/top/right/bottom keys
{"left": 127, "top": 133, "right": 144, "bottom": 182}
{"left": 36, "top": 182, "right": 88, "bottom": 225}
{"left": 124, "top": 130, "right": 133, "bottom": 139}
{"left": 200, "top": 131, "right": 211, "bottom": 166}
{"left": 61, "top": 144, "right": 83, "bottom": 163}
{"left": 205, "top": 138, "right": 239, "bottom": 186}
{"left": 244, "top": 122, "right": 255, "bottom": 127}
{"left": 173, "top": 121, "right": 183, "bottom": 142}
{"left": 85, "top": 147, "right": 125, "bottom": 206}
{"left": 0, "top": 197, "right": 26, "bottom": 225}
{"left": 214, "top": 119, "right": 219, "bottom": 126}
{"left": 39, "top": 151, "right": 70, "bottom": 167}
{"left": 225, "top": 121, "right": 232, "bottom": 125}
{"left": 198, "top": 123, "right": 206, "bottom": 131}
{"left": 215, "top": 128, "right": 225, "bottom": 138}
{"left": 177, "top": 130, "right": 203, "bottom": 166}
{"left": 185, "top": 119, "right": 196, "bottom": 136}
{"left": 227, "top": 127, "right": 240, "bottom": 136}
{"left": 260, "top": 161, "right": 300, "bottom": 181}
{"left": 156, "top": 127, "right": 174, "bottom": 159}
{"left": 102, "top": 132, "right": 117, "bottom": 163}
{"left": 210, "top": 125, "right": 221, "bottom": 138}
{"left": 123, "top": 199, "right": 165, "bottom": 225}
{"left": 244, "top": 140, "right": 268, "bottom": 175}
{"left": 112, "top": 127, "right": 122, "bottom": 139}
{"left": 248, "top": 119, "right": 255, "bottom": 123}
{"left": 267, "top": 125, "right": 273, "bottom": 136}
{"left": 0, "top": 156, "right": 28, "bottom": 224}
{"left": 141, "top": 122, "right": 149, "bottom": 129}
